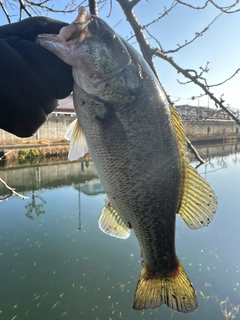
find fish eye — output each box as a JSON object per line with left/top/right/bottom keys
{"left": 101, "top": 29, "right": 116, "bottom": 42}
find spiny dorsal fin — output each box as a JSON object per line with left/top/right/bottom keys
{"left": 133, "top": 258, "right": 198, "bottom": 312}
{"left": 169, "top": 105, "right": 217, "bottom": 229}
{"left": 99, "top": 198, "right": 131, "bottom": 239}
{"left": 65, "top": 119, "right": 88, "bottom": 161}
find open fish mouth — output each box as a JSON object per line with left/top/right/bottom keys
{"left": 65, "top": 7, "right": 91, "bottom": 42}
{"left": 37, "top": 7, "right": 91, "bottom": 44}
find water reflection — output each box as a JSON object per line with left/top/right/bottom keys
{"left": 0, "top": 143, "right": 239, "bottom": 320}
{"left": 0, "top": 160, "right": 99, "bottom": 194}
{"left": 188, "top": 142, "right": 239, "bottom": 162}
{"left": 25, "top": 190, "right": 46, "bottom": 220}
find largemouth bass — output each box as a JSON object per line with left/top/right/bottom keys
{"left": 37, "top": 7, "right": 217, "bottom": 313}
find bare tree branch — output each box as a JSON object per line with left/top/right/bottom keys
{"left": 210, "top": 0, "right": 240, "bottom": 14}
{"left": 164, "top": 12, "right": 222, "bottom": 54}
{"left": 19, "top": 0, "right": 32, "bottom": 17}
{"left": 207, "top": 68, "right": 240, "bottom": 88}
{"left": 117, "top": 0, "right": 240, "bottom": 126}
{"left": 126, "top": 1, "right": 177, "bottom": 43}
{"left": 143, "top": 2, "right": 178, "bottom": 29}
{"left": 0, "top": 150, "right": 13, "bottom": 161}
{"left": 154, "top": 49, "right": 240, "bottom": 125}
{"left": 0, "top": 150, "right": 29, "bottom": 201}
{"left": 176, "top": 0, "right": 240, "bottom": 13}
{"left": 0, "top": 178, "right": 29, "bottom": 202}
{"left": 0, "top": 0, "right": 87, "bottom": 22}
{"left": 0, "top": 1, "right": 11, "bottom": 23}
{"left": 186, "top": 138, "right": 205, "bottom": 164}
{"left": 89, "top": 0, "right": 98, "bottom": 15}
{"left": 116, "top": 0, "right": 172, "bottom": 105}
{"left": 25, "top": 0, "right": 80, "bottom": 14}
{"left": 116, "top": 0, "right": 240, "bottom": 165}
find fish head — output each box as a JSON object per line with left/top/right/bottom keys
{"left": 37, "top": 7, "right": 132, "bottom": 94}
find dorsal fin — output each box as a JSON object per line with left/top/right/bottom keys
{"left": 169, "top": 105, "right": 217, "bottom": 229}
{"left": 65, "top": 119, "right": 88, "bottom": 161}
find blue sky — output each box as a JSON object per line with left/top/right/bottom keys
{"left": 1, "top": 0, "right": 240, "bottom": 110}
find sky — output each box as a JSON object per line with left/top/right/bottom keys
{"left": 1, "top": 0, "right": 240, "bottom": 111}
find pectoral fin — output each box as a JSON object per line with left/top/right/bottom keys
{"left": 96, "top": 104, "right": 127, "bottom": 146}
{"left": 169, "top": 105, "right": 217, "bottom": 229}
{"left": 65, "top": 119, "right": 88, "bottom": 161}
{"left": 99, "top": 198, "right": 131, "bottom": 239}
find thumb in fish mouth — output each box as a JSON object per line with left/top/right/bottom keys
{"left": 53, "top": 6, "right": 92, "bottom": 43}
{"left": 37, "top": 17, "right": 90, "bottom": 44}
{"left": 36, "top": 6, "right": 91, "bottom": 51}
{"left": 65, "top": 7, "right": 91, "bottom": 42}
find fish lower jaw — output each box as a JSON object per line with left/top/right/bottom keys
{"left": 36, "top": 34, "right": 60, "bottom": 44}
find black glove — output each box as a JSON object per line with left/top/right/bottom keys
{"left": 0, "top": 17, "right": 74, "bottom": 137}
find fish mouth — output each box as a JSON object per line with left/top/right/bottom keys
{"left": 66, "top": 7, "right": 92, "bottom": 41}
{"left": 36, "top": 7, "right": 91, "bottom": 45}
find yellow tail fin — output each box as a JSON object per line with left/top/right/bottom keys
{"left": 133, "top": 259, "right": 198, "bottom": 313}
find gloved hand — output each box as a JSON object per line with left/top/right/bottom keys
{"left": 0, "top": 16, "right": 74, "bottom": 137}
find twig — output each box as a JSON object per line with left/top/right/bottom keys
{"left": 165, "top": 13, "right": 223, "bottom": 54}
{"left": 176, "top": 0, "right": 240, "bottom": 13}
{"left": 207, "top": 68, "right": 240, "bottom": 88}
{"left": 186, "top": 137, "right": 205, "bottom": 164}
{"left": 0, "top": 149, "right": 13, "bottom": 161}
{"left": 175, "top": 0, "right": 208, "bottom": 10}
{"left": 0, "top": 0, "right": 11, "bottom": 23}
{"left": 0, "top": 178, "right": 29, "bottom": 202}
{"left": 153, "top": 49, "right": 240, "bottom": 125}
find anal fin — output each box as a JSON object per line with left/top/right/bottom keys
{"left": 178, "top": 162, "right": 217, "bottom": 229}
{"left": 99, "top": 198, "right": 131, "bottom": 239}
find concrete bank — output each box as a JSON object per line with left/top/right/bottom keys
{"left": 0, "top": 114, "right": 76, "bottom": 144}
{"left": 1, "top": 114, "right": 239, "bottom": 143}
{"left": 0, "top": 115, "right": 239, "bottom": 160}
{"left": 183, "top": 119, "right": 239, "bottom": 144}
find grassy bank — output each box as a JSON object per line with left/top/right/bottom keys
{"left": 1, "top": 146, "right": 69, "bottom": 164}
{"left": 0, "top": 139, "right": 91, "bottom": 163}
{"left": 0, "top": 138, "right": 67, "bottom": 146}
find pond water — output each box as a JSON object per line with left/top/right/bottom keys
{"left": 0, "top": 143, "right": 239, "bottom": 320}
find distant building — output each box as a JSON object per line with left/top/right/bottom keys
{"left": 175, "top": 104, "right": 238, "bottom": 121}
{"left": 80, "top": 179, "right": 105, "bottom": 195}
{"left": 54, "top": 97, "right": 239, "bottom": 121}
{"left": 54, "top": 94, "right": 75, "bottom": 116}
